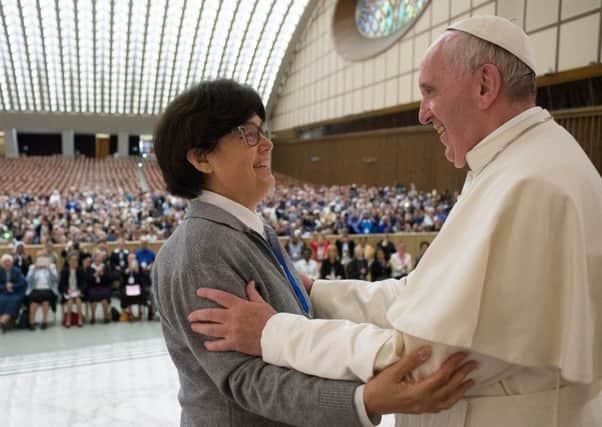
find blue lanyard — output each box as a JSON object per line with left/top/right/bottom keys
{"left": 265, "top": 229, "right": 310, "bottom": 314}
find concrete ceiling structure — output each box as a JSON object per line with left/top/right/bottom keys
{"left": 0, "top": 0, "right": 311, "bottom": 132}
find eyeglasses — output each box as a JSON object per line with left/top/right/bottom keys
{"left": 235, "top": 122, "right": 269, "bottom": 147}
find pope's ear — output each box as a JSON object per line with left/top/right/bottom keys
{"left": 186, "top": 148, "right": 212, "bottom": 174}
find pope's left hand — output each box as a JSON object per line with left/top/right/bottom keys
{"left": 188, "top": 281, "right": 276, "bottom": 356}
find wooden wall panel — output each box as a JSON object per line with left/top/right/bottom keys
{"left": 273, "top": 108, "right": 602, "bottom": 190}
{"left": 555, "top": 107, "right": 602, "bottom": 174}
{"left": 273, "top": 126, "right": 467, "bottom": 191}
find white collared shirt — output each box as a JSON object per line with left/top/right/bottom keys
{"left": 196, "top": 190, "right": 265, "bottom": 238}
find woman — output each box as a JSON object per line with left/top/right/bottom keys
{"left": 0, "top": 254, "right": 27, "bottom": 333}
{"left": 26, "top": 253, "right": 59, "bottom": 330}
{"left": 345, "top": 245, "right": 369, "bottom": 280}
{"left": 152, "top": 79, "right": 470, "bottom": 426}
{"left": 119, "top": 253, "right": 145, "bottom": 320}
{"left": 319, "top": 245, "right": 345, "bottom": 280}
{"left": 370, "top": 247, "right": 391, "bottom": 281}
{"left": 390, "top": 242, "right": 413, "bottom": 279}
{"left": 58, "top": 253, "right": 87, "bottom": 327}
{"left": 84, "top": 252, "right": 111, "bottom": 324}
{"left": 13, "top": 242, "right": 32, "bottom": 276}
{"left": 310, "top": 231, "right": 330, "bottom": 262}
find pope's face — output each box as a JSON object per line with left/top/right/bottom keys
{"left": 418, "top": 34, "right": 480, "bottom": 168}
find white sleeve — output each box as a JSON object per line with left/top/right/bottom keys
{"left": 310, "top": 278, "right": 406, "bottom": 327}
{"left": 261, "top": 313, "right": 522, "bottom": 387}
{"left": 261, "top": 313, "right": 404, "bottom": 382}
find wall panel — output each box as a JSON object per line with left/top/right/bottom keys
{"left": 273, "top": 126, "right": 467, "bottom": 191}
{"left": 273, "top": 107, "right": 602, "bottom": 190}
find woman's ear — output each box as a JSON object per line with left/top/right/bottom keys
{"left": 186, "top": 148, "right": 212, "bottom": 174}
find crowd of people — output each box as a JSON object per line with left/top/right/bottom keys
{"left": 289, "top": 232, "right": 430, "bottom": 282}
{"left": 0, "top": 238, "right": 156, "bottom": 333}
{"left": 0, "top": 179, "right": 456, "bottom": 246}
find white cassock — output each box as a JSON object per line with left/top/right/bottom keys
{"left": 261, "top": 107, "right": 602, "bottom": 427}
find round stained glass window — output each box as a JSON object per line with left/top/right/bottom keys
{"left": 355, "top": 0, "right": 429, "bottom": 39}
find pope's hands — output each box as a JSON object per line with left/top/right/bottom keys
{"left": 188, "top": 281, "right": 276, "bottom": 356}
{"left": 364, "top": 347, "right": 477, "bottom": 418}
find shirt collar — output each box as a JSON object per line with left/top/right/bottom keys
{"left": 196, "top": 190, "right": 265, "bottom": 239}
{"left": 465, "top": 107, "right": 549, "bottom": 174}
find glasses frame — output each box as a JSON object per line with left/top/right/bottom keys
{"left": 234, "top": 122, "right": 269, "bottom": 147}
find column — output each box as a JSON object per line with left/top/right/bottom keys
{"left": 3, "top": 128, "right": 19, "bottom": 158}
{"left": 61, "top": 130, "right": 75, "bottom": 157}
{"left": 117, "top": 132, "right": 129, "bottom": 157}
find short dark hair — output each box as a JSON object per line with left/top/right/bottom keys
{"left": 154, "top": 79, "right": 266, "bottom": 199}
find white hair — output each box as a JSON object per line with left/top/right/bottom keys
{"left": 1, "top": 254, "right": 14, "bottom": 265}
{"left": 443, "top": 31, "right": 536, "bottom": 102}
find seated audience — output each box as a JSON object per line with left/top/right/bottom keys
{"left": 26, "top": 253, "right": 59, "bottom": 330}
{"left": 370, "top": 247, "right": 391, "bottom": 282}
{"left": 390, "top": 242, "right": 413, "bottom": 279}
{"left": 0, "top": 254, "right": 27, "bottom": 333}
{"left": 294, "top": 247, "right": 319, "bottom": 280}
{"left": 85, "top": 252, "right": 112, "bottom": 324}
{"left": 310, "top": 231, "right": 330, "bottom": 262}
{"left": 135, "top": 237, "right": 155, "bottom": 283}
{"left": 415, "top": 240, "right": 430, "bottom": 268}
{"left": 120, "top": 253, "right": 146, "bottom": 320}
{"left": 285, "top": 230, "right": 305, "bottom": 262}
{"left": 346, "top": 245, "right": 369, "bottom": 280}
{"left": 58, "top": 253, "right": 87, "bottom": 327}
{"left": 335, "top": 229, "right": 355, "bottom": 266}
{"left": 13, "top": 242, "right": 32, "bottom": 276}
{"left": 376, "top": 234, "right": 396, "bottom": 260}
{"left": 319, "top": 246, "right": 345, "bottom": 280}
{"left": 109, "top": 238, "right": 130, "bottom": 283}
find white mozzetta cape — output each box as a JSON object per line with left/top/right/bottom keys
{"left": 385, "top": 107, "right": 601, "bottom": 383}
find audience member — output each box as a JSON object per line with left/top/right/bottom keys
{"left": 390, "top": 242, "right": 413, "bottom": 279}
{"left": 135, "top": 237, "right": 155, "bottom": 275}
{"left": 0, "top": 254, "right": 27, "bottom": 333}
{"left": 294, "top": 247, "right": 319, "bottom": 280}
{"left": 285, "top": 230, "right": 305, "bottom": 262}
{"left": 12, "top": 242, "right": 32, "bottom": 276}
{"left": 335, "top": 229, "right": 355, "bottom": 266}
{"left": 58, "top": 253, "right": 86, "bottom": 327}
{"left": 376, "top": 234, "right": 396, "bottom": 260}
{"left": 319, "top": 246, "right": 345, "bottom": 280}
{"left": 85, "top": 252, "right": 111, "bottom": 324}
{"left": 310, "top": 231, "right": 330, "bottom": 262}
{"left": 370, "top": 247, "right": 391, "bottom": 281}
{"left": 415, "top": 240, "right": 430, "bottom": 268}
{"left": 345, "top": 245, "right": 368, "bottom": 280}
{"left": 120, "top": 253, "right": 145, "bottom": 321}
{"left": 25, "top": 252, "right": 59, "bottom": 330}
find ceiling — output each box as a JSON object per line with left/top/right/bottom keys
{"left": 0, "top": 0, "right": 310, "bottom": 116}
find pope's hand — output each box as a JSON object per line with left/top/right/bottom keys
{"left": 364, "top": 347, "right": 477, "bottom": 418}
{"left": 188, "top": 281, "right": 276, "bottom": 356}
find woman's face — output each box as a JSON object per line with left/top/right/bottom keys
{"left": 194, "top": 114, "right": 274, "bottom": 210}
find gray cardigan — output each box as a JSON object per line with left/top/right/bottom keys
{"left": 152, "top": 200, "right": 363, "bottom": 427}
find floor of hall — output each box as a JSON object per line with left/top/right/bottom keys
{"left": 1, "top": 317, "right": 394, "bottom": 427}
